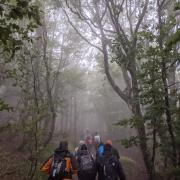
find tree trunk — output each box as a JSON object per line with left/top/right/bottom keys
{"left": 101, "top": 38, "right": 153, "bottom": 179}
{"left": 161, "top": 61, "right": 177, "bottom": 166}
{"left": 42, "top": 22, "right": 56, "bottom": 147}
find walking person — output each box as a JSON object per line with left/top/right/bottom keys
{"left": 106, "top": 139, "right": 120, "bottom": 159}
{"left": 77, "top": 143, "right": 96, "bottom": 180}
{"left": 40, "top": 141, "right": 78, "bottom": 180}
{"left": 96, "top": 143, "right": 126, "bottom": 180}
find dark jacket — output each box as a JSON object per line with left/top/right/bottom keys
{"left": 96, "top": 152, "right": 126, "bottom": 180}
{"left": 111, "top": 146, "right": 120, "bottom": 160}
{"left": 77, "top": 149, "right": 96, "bottom": 180}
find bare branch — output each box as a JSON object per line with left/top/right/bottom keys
{"left": 93, "top": 0, "right": 130, "bottom": 104}
{"left": 66, "top": 0, "right": 100, "bottom": 31}
{"left": 134, "top": 0, "right": 149, "bottom": 37}
{"left": 100, "top": 1, "right": 108, "bottom": 22}
{"left": 62, "top": 7, "right": 103, "bottom": 52}
{"left": 105, "top": 0, "right": 130, "bottom": 51}
{"left": 168, "top": 81, "right": 180, "bottom": 88}
{"left": 160, "top": 0, "right": 171, "bottom": 9}
{"left": 126, "top": 0, "right": 133, "bottom": 35}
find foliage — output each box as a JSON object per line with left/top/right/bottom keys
{"left": 174, "top": 2, "right": 180, "bottom": 11}
{"left": 113, "top": 0, "right": 180, "bottom": 177}
{"left": 167, "top": 29, "right": 180, "bottom": 49}
{"left": 120, "top": 136, "right": 139, "bottom": 148}
{"left": 0, "top": 0, "right": 41, "bottom": 56}
{"left": 166, "top": 2, "right": 180, "bottom": 49}
{"left": 0, "top": 98, "right": 13, "bottom": 111}
{"left": 136, "top": 5, "right": 180, "bottom": 178}
{"left": 0, "top": 0, "right": 41, "bottom": 111}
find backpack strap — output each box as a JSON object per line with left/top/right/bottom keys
{"left": 64, "top": 157, "right": 72, "bottom": 173}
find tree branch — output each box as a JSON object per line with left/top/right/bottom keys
{"left": 62, "top": 7, "right": 103, "bottom": 52}
{"left": 93, "top": 0, "right": 130, "bottom": 104}
{"left": 134, "top": 0, "right": 149, "bottom": 39}
{"left": 126, "top": 0, "right": 133, "bottom": 35}
{"left": 105, "top": 0, "right": 130, "bottom": 52}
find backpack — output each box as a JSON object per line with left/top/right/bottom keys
{"left": 102, "top": 157, "right": 118, "bottom": 180}
{"left": 50, "top": 152, "right": 71, "bottom": 179}
{"left": 97, "top": 144, "right": 104, "bottom": 156}
{"left": 79, "top": 154, "right": 94, "bottom": 172}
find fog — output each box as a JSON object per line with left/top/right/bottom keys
{"left": 1, "top": 0, "right": 180, "bottom": 180}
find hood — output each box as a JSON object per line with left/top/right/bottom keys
{"left": 54, "top": 148, "right": 69, "bottom": 156}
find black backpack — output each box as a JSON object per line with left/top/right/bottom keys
{"left": 50, "top": 152, "right": 67, "bottom": 179}
{"left": 102, "top": 156, "right": 118, "bottom": 180}
{"left": 79, "top": 154, "right": 94, "bottom": 172}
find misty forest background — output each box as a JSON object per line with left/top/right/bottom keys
{"left": 0, "top": 0, "right": 180, "bottom": 180}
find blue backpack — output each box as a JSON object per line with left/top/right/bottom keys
{"left": 97, "top": 144, "right": 104, "bottom": 156}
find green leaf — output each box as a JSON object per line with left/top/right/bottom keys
{"left": 120, "top": 136, "right": 139, "bottom": 148}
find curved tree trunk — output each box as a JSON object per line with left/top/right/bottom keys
{"left": 101, "top": 36, "right": 153, "bottom": 179}
{"left": 92, "top": 1, "right": 153, "bottom": 178}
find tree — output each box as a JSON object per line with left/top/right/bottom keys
{"left": 60, "top": 0, "right": 154, "bottom": 178}
{"left": 0, "top": 0, "right": 41, "bottom": 111}
{"left": 60, "top": 0, "right": 180, "bottom": 179}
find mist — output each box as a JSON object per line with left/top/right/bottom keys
{"left": 0, "top": 0, "right": 180, "bottom": 180}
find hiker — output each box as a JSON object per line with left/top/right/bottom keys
{"left": 84, "top": 128, "right": 92, "bottom": 140}
{"left": 40, "top": 141, "right": 78, "bottom": 180}
{"left": 106, "top": 139, "right": 120, "bottom": 160}
{"left": 84, "top": 129, "right": 94, "bottom": 153}
{"left": 76, "top": 144, "right": 96, "bottom": 180}
{"left": 96, "top": 143, "right": 126, "bottom": 180}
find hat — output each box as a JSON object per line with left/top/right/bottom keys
{"left": 106, "top": 139, "right": 112, "bottom": 145}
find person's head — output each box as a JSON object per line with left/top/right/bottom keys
{"left": 78, "top": 140, "right": 85, "bottom": 150}
{"left": 106, "top": 139, "right": 113, "bottom": 146}
{"left": 59, "top": 141, "right": 68, "bottom": 151}
{"left": 94, "top": 134, "right": 101, "bottom": 144}
{"left": 104, "top": 143, "right": 112, "bottom": 154}
{"left": 79, "top": 140, "right": 85, "bottom": 146}
{"left": 80, "top": 143, "right": 88, "bottom": 151}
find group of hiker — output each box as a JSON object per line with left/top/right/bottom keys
{"left": 41, "top": 131, "right": 126, "bottom": 180}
